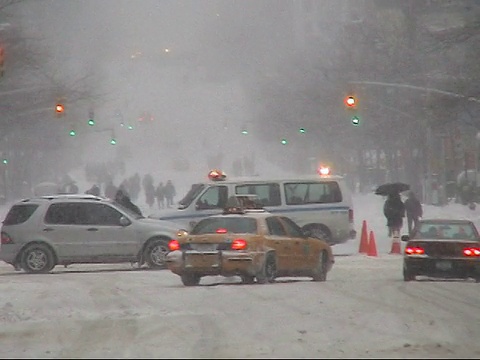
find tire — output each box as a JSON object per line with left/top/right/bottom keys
{"left": 20, "top": 243, "right": 55, "bottom": 274}
{"left": 144, "top": 239, "right": 170, "bottom": 269}
{"left": 241, "top": 275, "right": 255, "bottom": 284}
{"left": 256, "top": 253, "right": 277, "bottom": 284}
{"left": 181, "top": 273, "right": 201, "bottom": 286}
{"left": 308, "top": 226, "right": 332, "bottom": 244}
{"left": 312, "top": 251, "right": 328, "bottom": 282}
{"left": 403, "top": 266, "right": 415, "bottom": 281}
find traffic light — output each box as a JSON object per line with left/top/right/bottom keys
{"left": 352, "top": 115, "right": 360, "bottom": 126}
{"left": 69, "top": 129, "right": 76, "bottom": 136}
{"left": 281, "top": 138, "right": 288, "bottom": 145}
{"left": 299, "top": 128, "right": 306, "bottom": 134}
{"left": 344, "top": 95, "right": 357, "bottom": 108}
{"left": 2, "top": 158, "right": 8, "bottom": 165}
{"left": 110, "top": 138, "right": 117, "bottom": 145}
{"left": 88, "top": 110, "right": 95, "bottom": 126}
{"left": 241, "top": 129, "right": 248, "bottom": 135}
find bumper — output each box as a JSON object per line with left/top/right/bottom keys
{"left": 404, "top": 257, "right": 480, "bottom": 278}
{"left": 166, "top": 250, "right": 256, "bottom": 277}
{"left": 0, "top": 244, "right": 21, "bottom": 265}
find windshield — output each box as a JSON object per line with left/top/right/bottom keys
{"left": 177, "top": 183, "right": 206, "bottom": 209}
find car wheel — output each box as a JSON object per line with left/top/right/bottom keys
{"left": 181, "top": 273, "right": 201, "bottom": 286}
{"left": 144, "top": 239, "right": 170, "bottom": 269}
{"left": 256, "top": 253, "right": 276, "bottom": 284}
{"left": 241, "top": 275, "right": 255, "bottom": 284}
{"left": 308, "top": 226, "right": 332, "bottom": 244}
{"left": 21, "top": 243, "right": 55, "bottom": 274}
{"left": 403, "top": 266, "right": 415, "bottom": 281}
{"left": 312, "top": 251, "right": 328, "bottom": 282}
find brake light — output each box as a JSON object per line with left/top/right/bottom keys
{"left": 463, "top": 247, "right": 480, "bottom": 257}
{"left": 1, "top": 232, "right": 12, "bottom": 245}
{"left": 216, "top": 228, "right": 228, "bottom": 234}
{"left": 405, "top": 246, "right": 424, "bottom": 255}
{"left": 348, "top": 209, "right": 354, "bottom": 223}
{"left": 231, "top": 239, "right": 247, "bottom": 250}
{"left": 168, "top": 240, "right": 180, "bottom": 251}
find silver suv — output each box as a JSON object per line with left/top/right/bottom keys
{"left": 0, "top": 194, "right": 181, "bottom": 273}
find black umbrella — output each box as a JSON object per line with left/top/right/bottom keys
{"left": 375, "top": 182, "right": 410, "bottom": 196}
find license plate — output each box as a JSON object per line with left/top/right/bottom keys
{"left": 436, "top": 260, "right": 452, "bottom": 271}
{"left": 185, "top": 253, "right": 219, "bottom": 268}
{"left": 191, "top": 243, "right": 217, "bottom": 251}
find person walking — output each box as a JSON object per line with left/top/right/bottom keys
{"left": 156, "top": 182, "right": 165, "bottom": 209}
{"left": 404, "top": 191, "right": 423, "bottom": 235}
{"left": 383, "top": 192, "right": 406, "bottom": 238}
{"left": 164, "top": 180, "right": 176, "bottom": 208}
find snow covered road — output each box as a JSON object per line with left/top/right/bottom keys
{"left": 1, "top": 254, "right": 479, "bottom": 358}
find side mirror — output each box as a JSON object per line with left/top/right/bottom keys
{"left": 401, "top": 235, "right": 410, "bottom": 242}
{"left": 119, "top": 216, "right": 131, "bottom": 227}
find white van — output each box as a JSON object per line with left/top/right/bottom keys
{"left": 151, "top": 173, "right": 356, "bottom": 245}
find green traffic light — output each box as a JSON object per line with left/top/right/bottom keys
{"left": 281, "top": 139, "right": 288, "bottom": 145}
{"left": 2, "top": 159, "right": 8, "bottom": 165}
{"left": 127, "top": 125, "right": 134, "bottom": 130}
{"left": 352, "top": 116, "right": 360, "bottom": 126}
{"left": 241, "top": 129, "right": 248, "bottom": 135}
{"left": 299, "top": 128, "right": 306, "bottom": 134}
{"left": 69, "top": 130, "right": 76, "bottom": 136}
{"left": 88, "top": 119, "right": 95, "bottom": 126}
{"left": 110, "top": 138, "right": 117, "bottom": 145}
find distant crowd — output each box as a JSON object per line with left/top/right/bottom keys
{"left": 34, "top": 173, "right": 177, "bottom": 212}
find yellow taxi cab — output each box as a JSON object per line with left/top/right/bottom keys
{"left": 165, "top": 195, "right": 334, "bottom": 286}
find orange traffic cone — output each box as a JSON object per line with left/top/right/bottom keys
{"left": 358, "top": 220, "right": 369, "bottom": 254}
{"left": 367, "top": 230, "right": 378, "bottom": 257}
{"left": 389, "top": 231, "right": 402, "bottom": 254}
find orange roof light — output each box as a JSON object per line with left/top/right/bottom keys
{"left": 318, "top": 166, "right": 331, "bottom": 176}
{"left": 208, "top": 169, "right": 227, "bottom": 181}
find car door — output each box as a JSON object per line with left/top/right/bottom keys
{"left": 279, "top": 216, "right": 314, "bottom": 270}
{"left": 265, "top": 216, "right": 299, "bottom": 271}
{"left": 81, "top": 202, "right": 138, "bottom": 259}
{"left": 42, "top": 202, "right": 95, "bottom": 261}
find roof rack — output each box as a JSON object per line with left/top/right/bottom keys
{"left": 39, "top": 194, "right": 104, "bottom": 201}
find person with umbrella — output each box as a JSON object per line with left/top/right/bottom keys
{"left": 383, "top": 191, "right": 406, "bottom": 238}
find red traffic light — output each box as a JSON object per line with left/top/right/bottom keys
{"left": 344, "top": 96, "right": 357, "bottom": 108}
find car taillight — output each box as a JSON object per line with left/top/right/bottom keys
{"left": 463, "top": 247, "right": 480, "bottom": 257}
{"left": 348, "top": 209, "right": 354, "bottom": 223}
{"left": 231, "top": 239, "right": 247, "bottom": 250}
{"left": 216, "top": 228, "right": 228, "bottom": 234}
{"left": 1, "top": 232, "right": 13, "bottom": 245}
{"left": 405, "top": 246, "right": 424, "bottom": 255}
{"left": 168, "top": 239, "right": 180, "bottom": 251}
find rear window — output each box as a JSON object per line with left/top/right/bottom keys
{"left": 191, "top": 217, "right": 258, "bottom": 235}
{"left": 416, "top": 222, "right": 478, "bottom": 240}
{"left": 3, "top": 204, "right": 39, "bottom": 225}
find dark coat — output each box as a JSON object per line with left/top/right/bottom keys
{"left": 404, "top": 194, "right": 423, "bottom": 218}
{"left": 383, "top": 194, "right": 405, "bottom": 228}
{"left": 115, "top": 189, "right": 143, "bottom": 217}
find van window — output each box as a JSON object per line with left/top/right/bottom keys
{"left": 196, "top": 186, "right": 228, "bottom": 209}
{"left": 235, "top": 183, "right": 281, "bottom": 206}
{"left": 284, "top": 181, "right": 342, "bottom": 205}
